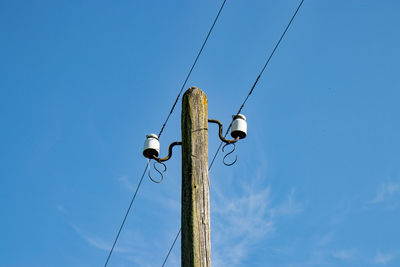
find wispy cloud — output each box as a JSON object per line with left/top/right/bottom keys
{"left": 72, "top": 225, "right": 133, "bottom": 253}
{"left": 72, "top": 224, "right": 160, "bottom": 266}
{"left": 118, "top": 175, "right": 137, "bottom": 192}
{"left": 211, "top": 180, "right": 302, "bottom": 266}
{"left": 270, "top": 188, "right": 303, "bottom": 217}
{"left": 317, "top": 232, "right": 334, "bottom": 247}
{"left": 118, "top": 174, "right": 180, "bottom": 212}
{"left": 332, "top": 248, "right": 357, "bottom": 261}
{"left": 212, "top": 186, "right": 274, "bottom": 266}
{"left": 374, "top": 250, "right": 396, "bottom": 265}
{"left": 370, "top": 183, "right": 400, "bottom": 204}
{"left": 56, "top": 204, "right": 67, "bottom": 214}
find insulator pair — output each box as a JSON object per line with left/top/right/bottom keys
{"left": 142, "top": 113, "right": 247, "bottom": 159}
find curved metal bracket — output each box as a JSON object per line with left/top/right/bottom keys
{"left": 222, "top": 142, "right": 238, "bottom": 166}
{"left": 208, "top": 119, "right": 240, "bottom": 144}
{"left": 151, "top": 141, "right": 182, "bottom": 163}
{"left": 148, "top": 141, "right": 181, "bottom": 183}
{"left": 148, "top": 161, "right": 167, "bottom": 183}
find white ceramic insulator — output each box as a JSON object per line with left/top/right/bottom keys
{"left": 143, "top": 134, "right": 160, "bottom": 158}
{"left": 231, "top": 114, "right": 247, "bottom": 139}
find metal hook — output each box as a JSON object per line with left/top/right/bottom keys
{"left": 148, "top": 160, "right": 167, "bottom": 183}
{"left": 222, "top": 142, "right": 238, "bottom": 166}
{"left": 150, "top": 141, "right": 182, "bottom": 162}
{"left": 208, "top": 119, "right": 240, "bottom": 144}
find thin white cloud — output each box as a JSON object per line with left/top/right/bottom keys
{"left": 332, "top": 248, "right": 357, "bottom": 261}
{"left": 119, "top": 175, "right": 180, "bottom": 213}
{"left": 317, "top": 232, "right": 334, "bottom": 247}
{"left": 374, "top": 250, "right": 396, "bottom": 265}
{"left": 212, "top": 187, "right": 274, "bottom": 266}
{"left": 370, "top": 183, "right": 400, "bottom": 204}
{"left": 72, "top": 225, "right": 159, "bottom": 266}
{"left": 56, "top": 204, "right": 67, "bottom": 214}
{"left": 211, "top": 183, "right": 302, "bottom": 266}
{"left": 147, "top": 194, "right": 180, "bottom": 213}
{"left": 72, "top": 225, "right": 134, "bottom": 253}
{"left": 270, "top": 188, "right": 303, "bottom": 218}
{"left": 118, "top": 175, "right": 137, "bottom": 192}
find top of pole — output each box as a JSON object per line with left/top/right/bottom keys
{"left": 183, "top": 87, "right": 207, "bottom": 107}
{"left": 184, "top": 86, "right": 200, "bottom": 95}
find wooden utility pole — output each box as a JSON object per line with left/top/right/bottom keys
{"left": 181, "top": 87, "right": 211, "bottom": 267}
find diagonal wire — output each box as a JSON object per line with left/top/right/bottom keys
{"left": 160, "top": 150, "right": 220, "bottom": 267}
{"left": 161, "top": 228, "right": 181, "bottom": 267}
{"left": 236, "top": 0, "right": 304, "bottom": 115}
{"left": 158, "top": 0, "right": 228, "bottom": 138}
{"left": 104, "top": 161, "right": 150, "bottom": 267}
{"left": 104, "top": 1, "right": 228, "bottom": 265}
{"left": 212, "top": 0, "right": 304, "bottom": 171}
{"left": 160, "top": 0, "right": 304, "bottom": 265}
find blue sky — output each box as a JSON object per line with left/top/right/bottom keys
{"left": 1, "top": 0, "right": 400, "bottom": 266}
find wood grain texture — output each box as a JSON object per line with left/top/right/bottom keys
{"left": 181, "top": 87, "right": 211, "bottom": 267}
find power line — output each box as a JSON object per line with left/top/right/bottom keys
{"left": 208, "top": 125, "right": 230, "bottom": 170}
{"left": 160, "top": 156, "right": 217, "bottom": 266}
{"left": 212, "top": 0, "right": 305, "bottom": 175}
{"left": 161, "top": 228, "right": 181, "bottom": 267}
{"left": 158, "top": 0, "right": 228, "bottom": 138}
{"left": 236, "top": 0, "right": 304, "bottom": 115}
{"left": 104, "top": 161, "right": 149, "bottom": 267}
{"left": 160, "top": 0, "right": 304, "bottom": 265}
{"left": 212, "top": 0, "right": 305, "bottom": 167}
{"left": 104, "top": 1, "right": 228, "bottom": 265}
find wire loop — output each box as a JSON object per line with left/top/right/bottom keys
{"left": 222, "top": 142, "right": 238, "bottom": 166}
{"left": 148, "top": 160, "right": 167, "bottom": 183}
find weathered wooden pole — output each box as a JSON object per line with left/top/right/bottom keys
{"left": 181, "top": 87, "right": 211, "bottom": 267}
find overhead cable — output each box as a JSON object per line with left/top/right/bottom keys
{"left": 161, "top": 228, "right": 181, "bottom": 267}
{"left": 104, "top": 161, "right": 150, "bottom": 267}
{"left": 158, "top": 0, "right": 228, "bottom": 138}
{"left": 236, "top": 0, "right": 305, "bottom": 115}
{"left": 160, "top": 0, "right": 304, "bottom": 265}
{"left": 104, "top": 1, "right": 228, "bottom": 265}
